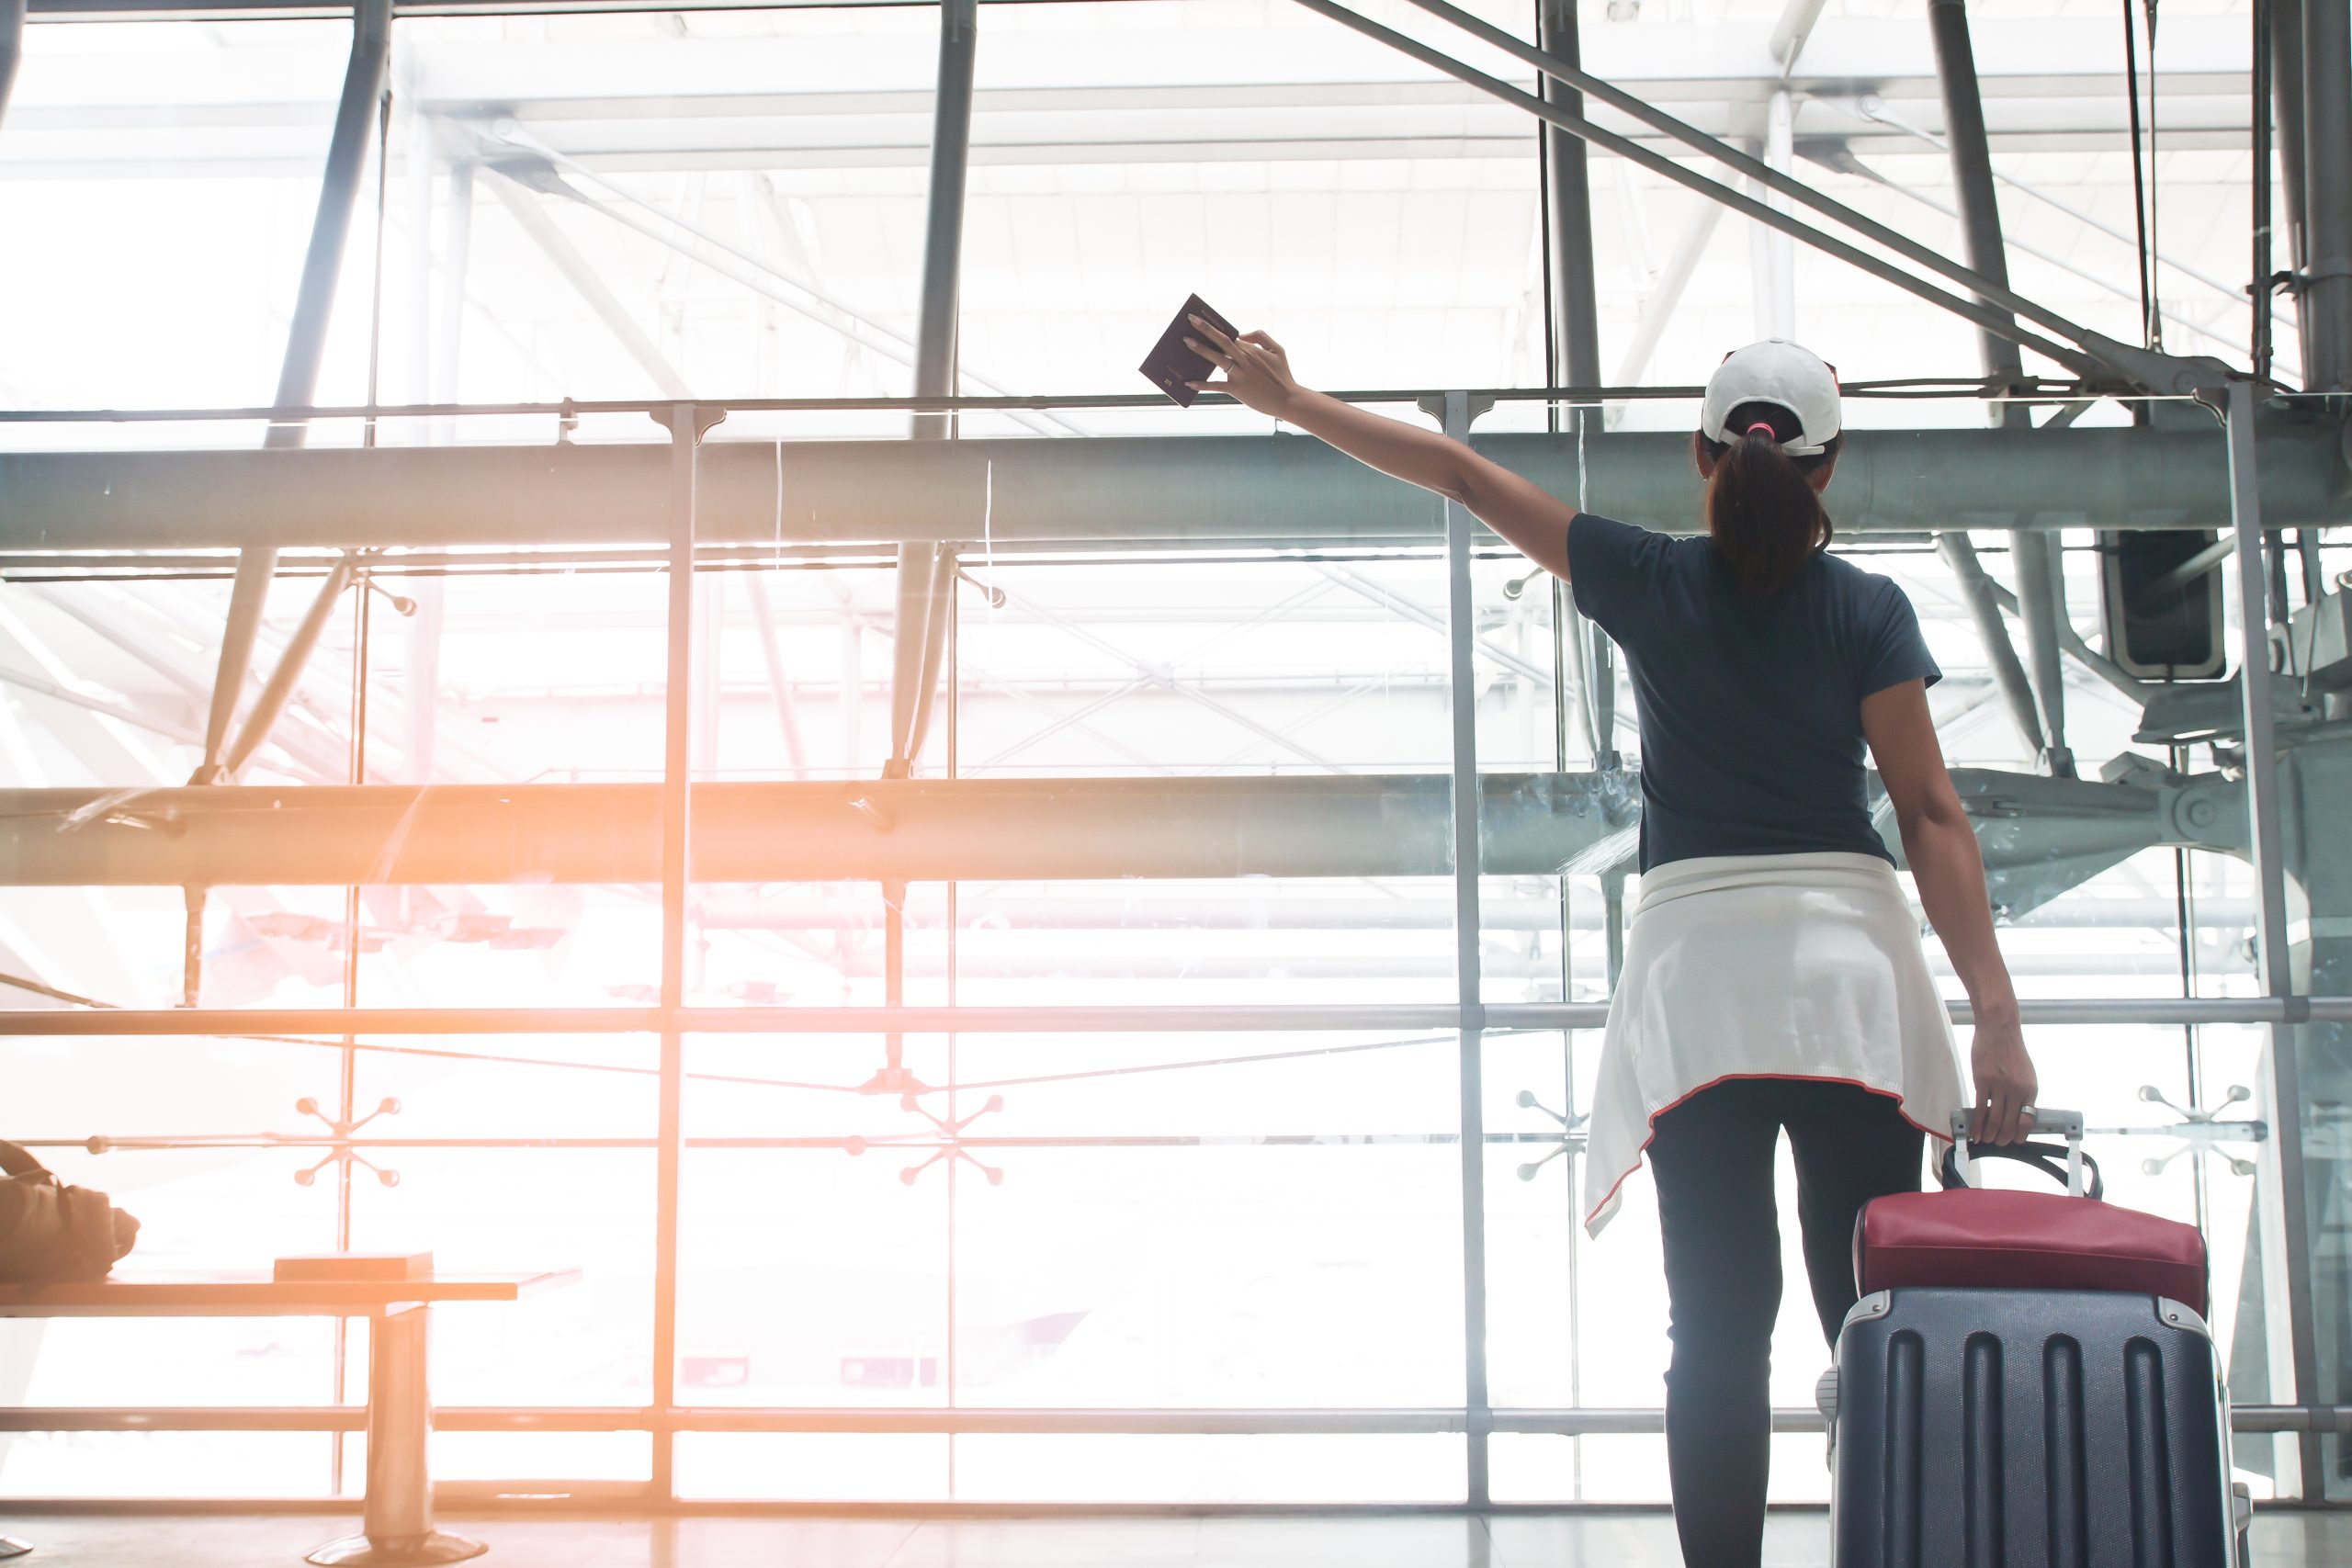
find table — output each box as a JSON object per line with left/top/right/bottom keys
{"left": 0, "top": 1270, "right": 577, "bottom": 1566}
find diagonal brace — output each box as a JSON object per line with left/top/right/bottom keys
{"left": 1406, "top": 0, "right": 2099, "bottom": 363}
{"left": 1306, "top": 0, "right": 2241, "bottom": 394}
{"left": 198, "top": 0, "right": 391, "bottom": 784}
{"left": 221, "top": 555, "right": 358, "bottom": 780}
{"left": 0, "top": 0, "right": 24, "bottom": 133}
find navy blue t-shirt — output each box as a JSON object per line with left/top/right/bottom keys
{"left": 1566, "top": 513, "right": 1941, "bottom": 873}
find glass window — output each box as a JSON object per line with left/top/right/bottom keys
{"left": 2, "top": 0, "right": 2338, "bottom": 1514}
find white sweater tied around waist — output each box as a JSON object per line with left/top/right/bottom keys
{"left": 1580, "top": 851, "right": 1966, "bottom": 1236}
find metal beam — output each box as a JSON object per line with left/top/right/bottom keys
{"left": 1829, "top": 96, "right": 2301, "bottom": 349}
{"left": 2273, "top": 0, "right": 2312, "bottom": 386}
{"left": 0, "top": 0, "right": 25, "bottom": 134}
{"left": 883, "top": 538, "right": 944, "bottom": 774}
{"left": 4, "top": 996, "right": 2347, "bottom": 1040}
{"left": 2301, "top": 0, "right": 2352, "bottom": 389}
{"left": 32, "top": 581, "right": 357, "bottom": 784}
{"left": 1437, "top": 390, "right": 1492, "bottom": 1506}
{"left": 1, "top": 1400, "right": 2348, "bottom": 1440}
{"left": 650, "top": 400, "right": 717, "bottom": 1503}
{"left": 695, "top": 890, "right": 2254, "bottom": 934}
{"left": 1801, "top": 141, "right": 2270, "bottom": 363}
{"left": 1927, "top": 0, "right": 2024, "bottom": 398}
{"left": 0, "top": 774, "right": 1614, "bottom": 887}
{"left": 6, "top": 424, "right": 2343, "bottom": 553}
{"left": 0, "top": 764, "right": 2223, "bottom": 889}
{"left": 1770, "top": 0, "right": 1833, "bottom": 70}
{"left": 879, "top": 0, "right": 978, "bottom": 1095}
{"left": 61, "top": 936, "right": 2233, "bottom": 987}
{"left": 1937, "top": 534, "right": 2046, "bottom": 755}
{"left": 910, "top": 0, "right": 975, "bottom": 450}
{"left": 1759, "top": 0, "right": 1826, "bottom": 348}
{"left": 1927, "top": 0, "right": 2078, "bottom": 776}
{"left": 886, "top": 0, "right": 977, "bottom": 783}
{"left": 1537, "top": 0, "right": 1600, "bottom": 392}
{"left": 0, "top": 108, "right": 2279, "bottom": 183}
{"left": 2011, "top": 534, "right": 2073, "bottom": 773}
{"left": 1371, "top": 0, "right": 2126, "bottom": 381}
{"left": 1975, "top": 575, "right": 2149, "bottom": 705}
{"left": 1526, "top": 0, "right": 1617, "bottom": 788}
{"left": 195, "top": 560, "right": 272, "bottom": 783}
{"left": 2256, "top": 0, "right": 2278, "bottom": 383}
{"left": 197, "top": 0, "right": 391, "bottom": 785}
{"left": 2149, "top": 535, "right": 2240, "bottom": 596}
{"left": 2220, "top": 376, "right": 2326, "bottom": 1497}
{"left": 220, "top": 555, "right": 356, "bottom": 779}
{"left": 255, "top": 6, "right": 396, "bottom": 432}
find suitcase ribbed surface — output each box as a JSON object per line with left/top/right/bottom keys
{"left": 1834, "top": 1289, "right": 2233, "bottom": 1568}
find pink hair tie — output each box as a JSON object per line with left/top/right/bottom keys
{"left": 1745, "top": 421, "right": 1779, "bottom": 439}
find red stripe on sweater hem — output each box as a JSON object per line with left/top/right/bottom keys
{"left": 1581, "top": 1071, "right": 1952, "bottom": 1233}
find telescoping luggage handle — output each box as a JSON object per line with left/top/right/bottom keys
{"left": 1941, "top": 1108, "right": 2104, "bottom": 1200}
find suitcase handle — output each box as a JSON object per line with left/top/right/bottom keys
{"left": 1943, "top": 1109, "right": 2103, "bottom": 1199}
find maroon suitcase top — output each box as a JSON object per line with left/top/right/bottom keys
{"left": 1854, "top": 1115, "right": 2210, "bottom": 1317}
{"left": 1857, "top": 1188, "right": 2209, "bottom": 1315}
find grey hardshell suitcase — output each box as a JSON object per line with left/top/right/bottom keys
{"left": 1826, "top": 1113, "right": 2248, "bottom": 1568}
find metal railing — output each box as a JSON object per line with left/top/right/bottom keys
{"left": 5, "top": 998, "right": 2346, "bottom": 1037}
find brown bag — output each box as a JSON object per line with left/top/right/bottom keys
{"left": 0, "top": 1140, "right": 140, "bottom": 1283}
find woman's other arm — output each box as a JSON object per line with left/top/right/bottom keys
{"left": 1862, "top": 678, "right": 2039, "bottom": 1145}
{"left": 1184, "top": 318, "right": 1579, "bottom": 583}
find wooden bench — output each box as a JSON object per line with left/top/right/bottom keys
{"left": 0, "top": 1269, "right": 577, "bottom": 1566}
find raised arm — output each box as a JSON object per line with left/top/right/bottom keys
{"left": 1185, "top": 317, "right": 1579, "bottom": 583}
{"left": 1861, "top": 677, "right": 2039, "bottom": 1145}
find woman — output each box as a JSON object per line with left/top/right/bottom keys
{"left": 1184, "top": 322, "right": 2037, "bottom": 1567}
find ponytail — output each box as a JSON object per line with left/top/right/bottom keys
{"left": 1694, "top": 400, "right": 1839, "bottom": 598}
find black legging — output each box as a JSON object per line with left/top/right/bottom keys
{"left": 1645, "top": 1077, "right": 1925, "bottom": 1568}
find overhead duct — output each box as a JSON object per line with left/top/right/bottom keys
{"left": 0, "top": 768, "right": 2207, "bottom": 912}
{"left": 0, "top": 774, "right": 1623, "bottom": 886}
{"left": 0, "top": 423, "right": 2345, "bottom": 553}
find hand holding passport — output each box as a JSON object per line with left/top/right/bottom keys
{"left": 1139, "top": 294, "right": 1238, "bottom": 407}
{"left": 1140, "top": 295, "right": 1300, "bottom": 417}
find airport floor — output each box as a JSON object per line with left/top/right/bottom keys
{"left": 8, "top": 1510, "right": 2352, "bottom": 1568}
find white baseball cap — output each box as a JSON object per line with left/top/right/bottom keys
{"left": 1700, "top": 339, "right": 1841, "bottom": 457}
